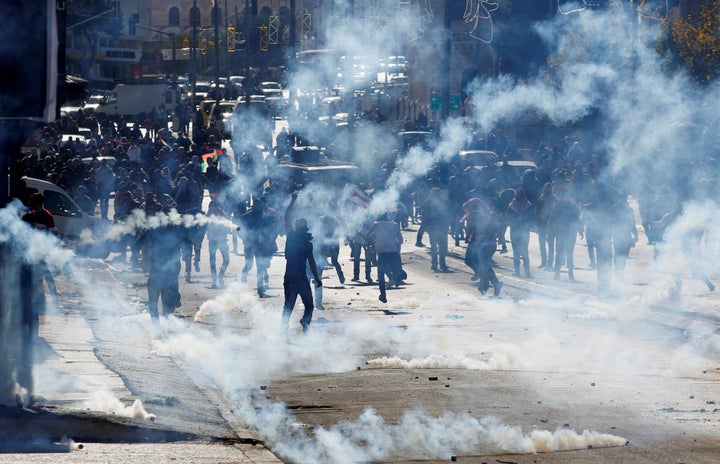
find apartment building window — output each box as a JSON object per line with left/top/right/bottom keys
{"left": 169, "top": 7, "right": 180, "bottom": 26}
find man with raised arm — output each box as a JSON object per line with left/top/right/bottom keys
{"left": 281, "top": 192, "right": 322, "bottom": 337}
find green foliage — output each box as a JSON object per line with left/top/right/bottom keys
{"left": 665, "top": 1, "right": 720, "bottom": 84}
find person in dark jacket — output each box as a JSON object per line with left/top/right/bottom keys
{"left": 138, "top": 202, "right": 183, "bottom": 328}
{"left": 282, "top": 193, "right": 322, "bottom": 335}
{"left": 611, "top": 194, "right": 638, "bottom": 279}
{"left": 548, "top": 181, "right": 581, "bottom": 281}
{"left": 505, "top": 188, "right": 535, "bottom": 278}
{"left": 534, "top": 182, "right": 555, "bottom": 269}
{"left": 206, "top": 199, "right": 231, "bottom": 288}
{"left": 462, "top": 198, "right": 503, "bottom": 296}
{"left": 423, "top": 187, "right": 451, "bottom": 272}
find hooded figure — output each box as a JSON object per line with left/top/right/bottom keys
{"left": 281, "top": 193, "right": 322, "bottom": 336}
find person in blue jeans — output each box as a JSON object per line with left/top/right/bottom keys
{"left": 369, "top": 212, "right": 404, "bottom": 303}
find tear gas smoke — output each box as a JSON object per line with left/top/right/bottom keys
{"left": 83, "top": 390, "right": 155, "bottom": 421}
{"left": 6, "top": 2, "right": 720, "bottom": 462}
{"left": 101, "top": 209, "right": 236, "bottom": 244}
{"left": 149, "top": 288, "right": 643, "bottom": 462}
{"left": 268, "top": 408, "right": 627, "bottom": 462}
{"left": 0, "top": 381, "right": 28, "bottom": 408}
{"left": 0, "top": 200, "right": 73, "bottom": 273}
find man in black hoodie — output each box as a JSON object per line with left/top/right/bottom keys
{"left": 281, "top": 192, "right": 322, "bottom": 335}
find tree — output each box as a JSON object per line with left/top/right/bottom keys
{"left": 67, "top": 0, "right": 124, "bottom": 77}
{"left": 664, "top": 1, "right": 720, "bottom": 84}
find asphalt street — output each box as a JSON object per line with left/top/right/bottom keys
{"left": 4, "top": 203, "right": 720, "bottom": 463}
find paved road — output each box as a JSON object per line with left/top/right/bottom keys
{"left": 7, "top": 197, "right": 719, "bottom": 464}
{"left": 6, "top": 120, "right": 720, "bottom": 463}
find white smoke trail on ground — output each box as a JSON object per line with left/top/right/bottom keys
{"left": 146, "top": 284, "right": 646, "bottom": 461}
{"left": 83, "top": 390, "right": 155, "bottom": 421}
{"left": 267, "top": 408, "right": 627, "bottom": 462}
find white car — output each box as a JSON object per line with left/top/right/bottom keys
{"left": 228, "top": 75, "right": 245, "bottom": 86}
{"left": 257, "top": 81, "right": 283, "bottom": 96}
{"left": 20, "top": 177, "right": 112, "bottom": 258}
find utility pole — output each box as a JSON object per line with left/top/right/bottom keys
{"left": 225, "top": 0, "right": 229, "bottom": 78}
{"left": 191, "top": 0, "right": 199, "bottom": 107}
{"left": 441, "top": 0, "right": 451, "bottom": 122}
{"left": 289, "top": 0, "right": 296, "bottom": 104}
{"left": 214, "top": 4, "right": 221, "bottom": 95}
{"left": 242, "top": 0, "right": 250, "bottom": 99}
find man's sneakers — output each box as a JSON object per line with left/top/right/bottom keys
{"left": 493, "top": 281, "right": 503, "bottom": 297}
{"left": 378, "top": 293, "right": 387, "bottom": 303}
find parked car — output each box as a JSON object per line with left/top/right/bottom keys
{"left": 20, "top": 177, "right": 112, "bottom": 258}
{"left": 257, "top": 81, "right": 283, "bottom": 96}
{"left": 59, "top": 134, "right": 88, "bottom": 145}
{"left": 80, "top": 156, "right": 117, "bottom": 169}
{"left": 185, "top": 81, "right": 212, "bottom": 106}
{"left": 492, "top": 160, "right": 538, "bottom": 186}
{"left": 216, "top": 100, "right": 238, "bottom": 139}
{"left": 396, "top": 130, "right": 435, "bottom": 154}
{"left": 271, "top": 146, "right": 361, "bottom": 190}
{"left": 456, "top": 149, "right": 499, "bottom": 170}
{"left": 228, "top": 75, "right": 245, "bottom": 87}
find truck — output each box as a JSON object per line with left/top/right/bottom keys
{"left": 92, "top": 82, "right": 181, "bottom": 117}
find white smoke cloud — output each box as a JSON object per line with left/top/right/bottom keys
{"left": 6, "top": 3, "right": 720, "bottom": 462}
{"left": 83, "top": 390, "right": 155, "bottom": 421}
{"left": 254, "top": 407, "right": 627, "bottom": 462}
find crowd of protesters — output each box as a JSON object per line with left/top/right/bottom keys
{"left": 392, "top": 134, "right": 641, "bottom": 296}
{"left": 12, "top": 90, "right": 717, "bottom": 333}
{"left": 9, "top": 102, "right": 286, "bottom": 326}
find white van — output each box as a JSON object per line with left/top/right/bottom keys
{"left": 94, "top": 83, "right": 181, "bottom": 117}
{"left": 20, "top": 177, "right": 110, "bottom": 239}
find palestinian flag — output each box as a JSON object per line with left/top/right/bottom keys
{"left": 201, "top": 148, "right": 222, "bottom": 172}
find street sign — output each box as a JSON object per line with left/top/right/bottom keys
{"left": 430, "top": 95, "right": 441, "bottom": 111}
{"left": 449, "top": 95, "right": 461, "bottom": 111}
{"left": 430, "top": 95, "right": 461, "bottom": 111}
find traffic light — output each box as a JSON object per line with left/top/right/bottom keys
{"left": 227, "top": 27, "right": 236, "bottom": 53}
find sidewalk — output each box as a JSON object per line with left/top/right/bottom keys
{"left": 0, "top": 305, "right": 282, "bottom": 463}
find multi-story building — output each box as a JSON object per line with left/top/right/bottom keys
{"left": 66, "top": 0, "right": 307, "bottom": 86}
